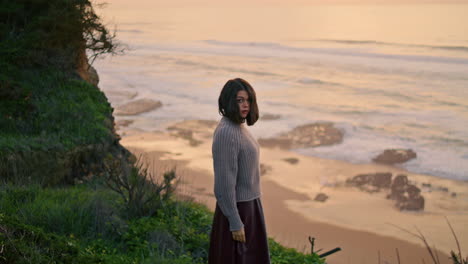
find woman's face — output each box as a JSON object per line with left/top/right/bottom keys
{"left": 236, "top": 90, "right": 250, "bottom": 119}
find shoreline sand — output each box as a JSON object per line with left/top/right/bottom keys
{"left": 119, "top": 119, "right": 467, "bottom": 264}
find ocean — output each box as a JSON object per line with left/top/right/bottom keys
{"left": 94, "top": 2, "right": 468, "bottom": 181}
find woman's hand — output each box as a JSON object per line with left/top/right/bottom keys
{"left": 232, "top": 228, "right": 246, "bottom": 243}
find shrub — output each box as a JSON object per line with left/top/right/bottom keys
{"left": 154, "top": 201, "right": 213, "bottom": 262}
{"left": 269, "top": 238, "right": 326, "bottom": 264}
{"left": 103, "top": 155, "right": 178, "bottom": 218}
{"left": 0, "top": 69, "right": 118, "bottom": 186}
{"left": 0, "top": 0, "right": 123, "bottom": 136}
{"left": 0, "top": 213, "right": 99, "bottom": 264}
{"left": 0, "top": 0, "right": 122, "bottom": 68}
{"left": 121, "top": 201, "right": 213, "bottom": 264}
{"left": 0, "top": 0, "right": 126, "bottom": 188}
{"left": 0, "top": 184, "right": 124, "bottom": 241}
{"left": 0, "top": 182, "right": 327, "bottom": 264}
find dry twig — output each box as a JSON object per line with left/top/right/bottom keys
{"left": 387, "top": 223, "right": 440, "bottom": 264}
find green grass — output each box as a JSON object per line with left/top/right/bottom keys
{"left": 0, "top": 183, "right": 326, "bottom": 264}
{"left": 0, "top": 213, "right": 100, "bottom": 264}
{"left": 0, "top": 68, "right": 118, "bottom": 185}
{"left": 1, "top": 0, "right": 120, "bottom": 153}
{"left": 0, "top": 184, "right": 121, "bottom": 239}
{"left": 0, "top": 69, "right": 113, "bottom": 153}
{"left": 269, "top": 239, "right": 325, "bottom": 264}
{"left": 0, "top": 0, "right": 122, "bottom": 185}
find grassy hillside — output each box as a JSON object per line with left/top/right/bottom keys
{"left": 0, "top": 0, "right": 125, "bottom": 185}
{"left": 0, "top": 181, "right": 326, "bottom": 264}
{"left": 0, "top": 68, "right": 120, "bottom": 185}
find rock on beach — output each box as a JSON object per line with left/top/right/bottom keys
{"left": 115, "top": 99, "right": 162, "bottom": 116}
{"left": 314, "top": 193, "right": 329, "bottom": 202}
{"left": 373, "top": 149, "right": 417, "bottom": 165}
{"left": 261, "top": 113, "right": 281, "bottom": 120}
{"left": 258, "top": 122, "right": 343, "bottom": 149}
{"left": 387, "top": 175, "right": 425, "bottom": 211}
{"left": 346, "top": 172, "right": 393, "bottom": 193}
{"left": 115, "top": 119, "right": 134, "bottom": 130}
{"left": 346, "top": 173, "right": 425, "bottom": 211}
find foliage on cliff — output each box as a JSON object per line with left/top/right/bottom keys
{"left": 0, "top": 0, "right": 121, "bottom": 129}
{"left": 0, "top": 0, "right": 126, "bottom": 185}
{"left": 0, "top": 68, "right": 119, "bottom": 185}
{"left": 0, "top": 178, "right": 326, "bottom": 264}
{"left": 0, "top": 0, "right": 121, "bottom": 119}
{"left": 0, "top": 0, "right": 120, "bottom": 68}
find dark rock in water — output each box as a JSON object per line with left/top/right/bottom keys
{"left": 115, "top": 99, "right": 162, "bottom": 116}
{"left": 282, "top": 157, "right": 299, "bottom": 165}
{"left": 346, "top": 172, "right": 392, "bottom": 192}
{"left": 373, "top": 149, "right": 417, "bottom": 165}
{"left": 372, "top": 173, "right": 393, "bottom": 188}
{"left": 437, "top": 186, "right": 449, "bottom": 192}
{"left": 261, "top": 113, "right": 281, "bottom": 120}
{"left": 347, "top": 171, "right": 425, "bottom": 211}
{"left": 406, "top": 184, "right": 421, "bottom": 198}
{"left": 387, "top": 174, "right": 408, "bottom": 200}
{"left": 422, "top": 183, "right": 432, "bottom": 188}
{"left": 258, "top": 122, "right": 343, "bottom": 149}
{"left": 396, "top": 184, "right": 424, "bottom": 211}
{"left": 396, "top": 193, "right": 425, "bottom": 211}
{"left": 314, "top": 193, "right": 329, "bottom": 202}
{"left": 287, "top": 123, "right": 343, "bottom": 148}
{"left": 387, "top": 174, "right": 425, "bottom": 211}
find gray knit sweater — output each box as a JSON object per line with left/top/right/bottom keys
{"left": 212, "top": 116, "right": 261, "bottom": 231}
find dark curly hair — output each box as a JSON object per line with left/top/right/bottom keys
{"left": 218, "top": 78, "right": 259, "bottom": 126}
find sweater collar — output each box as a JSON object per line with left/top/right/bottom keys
{"left": 221, "top": 116, "right": 245, "bottom": 127}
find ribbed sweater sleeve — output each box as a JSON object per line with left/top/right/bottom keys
{"left": 212, "top": 125, "right": 243, "bottom": 231}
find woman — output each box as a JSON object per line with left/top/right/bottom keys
{"left": 208, "top": 78, "right": 270, "bottom": 264}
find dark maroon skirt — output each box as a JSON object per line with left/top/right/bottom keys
{"left": 208, "top": 198, "right": 270, "bottom": 264}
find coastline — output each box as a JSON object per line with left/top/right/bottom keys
{"left": 118, "top": 119, "right": 467, "bottom": 264}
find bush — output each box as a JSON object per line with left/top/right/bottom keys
{"left": 0, "top": 213, "right": 99, "bottom": 264}
{"left": 0, "top": 69, "right": 118, "bottom": 186}
{"left": 153, "top": 201, "right": 213, "bottom": 261}
{"left": 0, "top": 184, "right": 124, "bottom": 241}
{"left": 0, "top": 0, "right": 125, "bottom": 187}
{"left": 0, "top": 0, "right": 123, "bottom": 138}
{"left": 269, "top": 239, "right": 326, "bottom": 264}
{"left": 0, "top": 181, "right": 327, "bottom": 264}
{"left": 0, "top": 69, "right": 113, "bottom": 150}
{"left": 451, "top": 251, "right": 468, "bottom": 264}
{"left": 0, "top": 0, "right": 122, "bottom": 68}
{"left": 103, "top": 155, "right": 178, "bottom": 218}
{"left": 121, "top": 201, "right": 213, "bottom": 264}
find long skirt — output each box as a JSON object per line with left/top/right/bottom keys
{"left": 208, "top": 198, "right": 270, "bottom": 264}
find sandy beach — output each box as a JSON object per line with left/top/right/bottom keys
{"left": 117, "top": 119, "right": 468, "bottom": 264}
